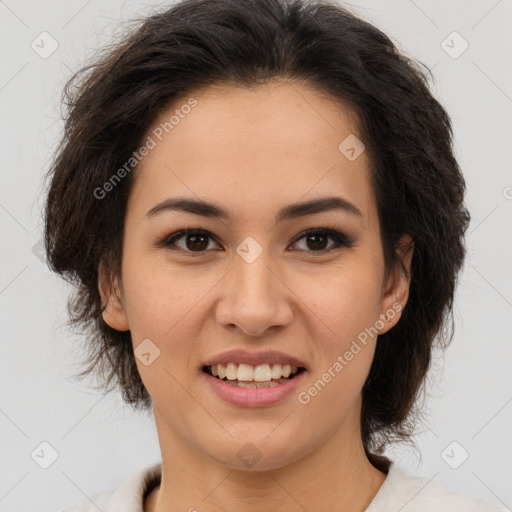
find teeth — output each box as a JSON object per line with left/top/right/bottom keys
{"left": 237, "top": 364, "right": 254, "bottom": 381}
{"left": 271, "top": 364, "right": 282, "bottom": 379}
{"left": 282, "top": 364, "right": 291, "bottom": 378}
{"left": 253, "top": 364, "right": 271, "bottom": 382}
{"left": 208, "top": 362, "right": 300, "bottom": 382}
{"left": 225, "top": 380, "right": 281, "bottom": 388}
{"left": 225, "top": 362, "right": 237, "bottom": 380}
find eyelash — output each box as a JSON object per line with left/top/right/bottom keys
{"left": 156, "top": 227, "right": 354, "bottom": 256}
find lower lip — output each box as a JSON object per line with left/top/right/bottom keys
{"left": 201, "top": 369, "right": 307, "bottom": 408}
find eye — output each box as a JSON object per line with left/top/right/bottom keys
{"left": 290, "top": 228, "right": 353, "bottom": 253}
{"left": 157, "top": 228, "right": 221, "bottom": 254}
{"left": 157, "top": 227, "right": 353, "bottom": 255}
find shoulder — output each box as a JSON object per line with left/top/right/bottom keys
{"left": 56, "top": 461, "right": 162, "bottom": 512}
{"left": 367, "top": 463, "right": 504, "bottom": 512}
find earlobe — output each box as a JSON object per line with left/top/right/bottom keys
{"left": 98, "top": 264, "right": 130, "bottom": 332}
{"left": 378, "top": 234, "right": 414, "bottom": 335}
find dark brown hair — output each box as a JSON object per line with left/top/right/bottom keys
{"left": 43, "top": 0, "right": 470, "bottom": 468}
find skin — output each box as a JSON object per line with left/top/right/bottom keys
{"left": 100, "top": 79, "right": 413, "bottom": 512}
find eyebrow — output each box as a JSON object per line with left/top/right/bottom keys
{"left": 145, "top": 195, "right": 363, "bottom": 222}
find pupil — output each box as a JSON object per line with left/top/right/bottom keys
{"left": 307, "top": 233, "right": 327, "bottom": 251}
{"left": 187, "top": 234, "right": 208, "bottom": 251}
{"left": 185, "top": 233, "right": 328, "bottom": 252}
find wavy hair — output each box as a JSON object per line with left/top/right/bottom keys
{"left": 43, "top": 0, "right": 470, "bottom": 470}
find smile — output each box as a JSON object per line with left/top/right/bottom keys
{"left": 201, "top": 363, "right": 307, "bottom": 407}
{"left": 204, "top": 363, "right": 304, "bottom": 388}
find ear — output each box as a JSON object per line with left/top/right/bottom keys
{"left": 377, "top": 234, "right": 414, "bottom": 335}
{"left": 98, "top": 262, "right": 130, "bottom": 332}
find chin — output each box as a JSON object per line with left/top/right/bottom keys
{"left": 201, "top": 431, "right": 313, "bottom": 472}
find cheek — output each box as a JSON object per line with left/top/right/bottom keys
{"left": 294, "top": 275, "right": 382, "bottom": 418}
{"left": 121, "top": 252, "right": 205, "bottom": 340}
{"left": 121, "top": 255, "right": 209, "bottom": 411}
{"left": 296, "top": 256, "right": 383, "bottom": 344}
{"left": 291, "top": 255, "right": 383, "bottom": 398}
{"left": 119, "top": 253, "right": 221, "bottom": 394}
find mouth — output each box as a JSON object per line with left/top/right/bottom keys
{"left": 202, "top": 363, "right": 307, "bottom": 388}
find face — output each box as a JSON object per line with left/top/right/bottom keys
{"left": 100, "top": 80, "right": 412, "bottom": 471}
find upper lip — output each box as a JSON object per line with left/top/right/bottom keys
{"left": 202, "top": 349, "right": 307, "bottom": 369}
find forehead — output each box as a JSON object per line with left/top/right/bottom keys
{"left": 129, "top": 80, "right": 376, "bottom": 226}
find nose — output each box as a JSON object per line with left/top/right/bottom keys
{"left": 215, "top": 245, "right": 293, "bottom": 337}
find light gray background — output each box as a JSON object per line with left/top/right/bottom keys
{"left": 1, "top": 1, "right": 511, "bottom": 511}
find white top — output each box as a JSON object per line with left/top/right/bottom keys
{"left": 58, "top": 460, "right": 503, "bottom": 512}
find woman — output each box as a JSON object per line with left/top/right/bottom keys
{"left": 45, "top": 0, "right": 501, "bottom": 510}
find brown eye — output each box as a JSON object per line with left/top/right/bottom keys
{"left": 158, "top": 229, "right": 219, "bottom": 253}
{"left": 304, "top": 232, "right": 329, "bottom": 251}
{"left": 291, "top": 228, "right": 353, "bottom": 253}
{"left": 183, "top": 232, "right": 210, "bottom": 251}
{"left": 158, "top": 227, "right": 352, "bottom": 256}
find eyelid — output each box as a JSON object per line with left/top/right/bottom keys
{"left": 156, "top": 226, "right": 354, "bottom": 254}
{"left": 290, "top": 227, "right": 354, "bottom": 251}
{"left": 155, "top": 227, "right": 218, "bottom": 252}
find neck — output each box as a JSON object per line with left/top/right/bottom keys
{"left": 145, "top": 406, "right": 388, "bottom": 512}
